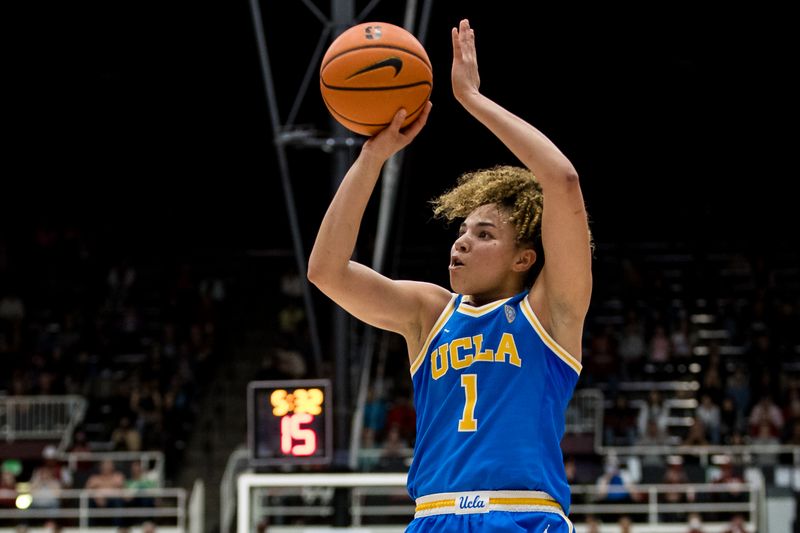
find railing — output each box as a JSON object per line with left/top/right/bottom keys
{"left": 0, "top": 395, "right": 86, "bottom": 445}
{"left": 0, "top": 487, "right": 187, "bottom": 530}
{"left": 236, "top": 473, "right": 762, "bottom": 533}
{"left": 220, "top": 447, "right": 250, "bottom": 533}
{"left": 569, "top": 479, "right": 762, "bottom": 529}
{"left": 597, "top": 443, "right": 800, "bottom": 467}
{"left": 567, "top": 388, "right": 604, "bottom": 434}
{"left": 62, "top": 450, "right": 166, "bottom": 487}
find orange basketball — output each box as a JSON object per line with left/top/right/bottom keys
{"left": 320, "top": 22, "right": 433, "bottom": 136}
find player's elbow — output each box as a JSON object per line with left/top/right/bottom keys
{"left": 307, "top": 253, "right": 341, "bottom": 290}
{"left": 306, "top": 256, "right": 326, "bottom": 288}
{"left": 561, "top": 169, "right": 580, "bottom": 188}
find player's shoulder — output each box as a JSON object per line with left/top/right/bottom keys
{"left": 395, "top": 280, "right": 453, "bottom": 310}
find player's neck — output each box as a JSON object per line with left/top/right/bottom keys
{"left": 462, "top": 286, "right": 525, "bottom": 307}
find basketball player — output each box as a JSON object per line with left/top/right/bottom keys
{"left": 308, "top": 18, "right": 591, "bottom": 532}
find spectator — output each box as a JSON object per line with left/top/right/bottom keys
{"left": 686, "top": 512, "right": 705, "bottom": 533}
{"left": 385, "top": 393, "right": 416, "bottom": 444}
{"left": 85, "top": 459, "right": 125, "bottom": 526}
{"left": 376, "top": 424, "right": 410, "bottom": 472}
{"left": 748, "top": 394, "right": 784, "bottom": 438}
{"left": 124, "top": 461, "right": 157, "bottom": 523}
{"left": 781, "top": 385, "right": 800, "bottom": 441}
{"left": 701, "top": 345, "right": 725, "bottom": 403}
{"left": 750, "top": 420, "right": 780, "bottom": 466}
{"left": 617, "top": 313, "right": 646, "bottom": 379}
{"left": 636, "top": 418, "right": 669, "bottom": 467}
{"left": 720, "top": 396, "right": 741, "bottom": 444}
{"left": 725, "top": 367, "right": 751, "bottom": 425}
{"left": 596, "top": 454, "right": 639, "bottom": 504}
{"left": 670, "top": 316, "right": 695, "bottom": 358}
{"left": 0, "top": 470, "right": 17, "bottom": 508}
{"left": 722, "top": 514, "right": 750, "bottom": 533}
{"left": 363, "top": 386, "right": 388, "bottom": 443}
{"left": 638, "top": 390, "right": 669, "bottom": 438}
{"left": 604, "top": 393, "right": 638, "bottom": 446}
{"left": 29, "top": 461, "right": 63, "bottom": 511}
{"left": 683, "top": 418, "right": 710, "bottom": 446}
{"left": 41, "top": 446, "right": 73, "bottom": 488}
{"left": 660, "top": 455, "right": 695, "bottom": 522}
{"left": 111, "top": 416, "right": 142, "bottom": 452}
{"left": 648, "top": 323, "right": 671, "bottom": 364}
{"left": 695, "top": 393, "right": 722, "bottom": 444}
{"left": 711, "top": 454, "right": 746, "bottom": 514}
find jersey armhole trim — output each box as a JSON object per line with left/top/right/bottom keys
{"left": 520, "top": 298, "right": 582, "bottom": 376}
{"left": 410, "top": 294, "right": 458, "bottom": 377}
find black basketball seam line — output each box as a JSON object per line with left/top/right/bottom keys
{"left": 321, "top": 89, "right": 430, "bottom": 128}
{"left": 320, "top": 44, "right": 432, "bottom": 72}
{"left": 320, "top": 80, "right": 432, "bottom": 91}
{"left": 326, "top": 102, "right": 427, "bottom": 128}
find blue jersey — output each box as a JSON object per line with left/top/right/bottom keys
{"left": 407, "top": 290, "right": 582, "bottom": 513}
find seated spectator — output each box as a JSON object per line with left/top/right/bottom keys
{"left": 683, "top": 417, "right": 710, "bottom": 446}
{"left": 375, "top": 424, "right": 409, "bottom": 472}
{"left": 41, "top": 446, "right": 72, "bottom": 488}
{"left": 124, "top": 461, "right": 157, "bottom": 509}
{"left": 636, "top": 419, "right": 669, "bottom": 467}
{"left": 748, "top": 394, "right": 784, "bottom": 438}
{"left": 385, "top": 393, "right": 416, "bottom": 444}
{"left": 695, "top": 393, "right": 721, "bottom": 444}
{"left": 111, "top": 416, "right": 142, "bottom": 452}
{"left": 85, "top": 459, "right": 126, "bottom": 526}
{"left": 595, "top": 455, "right": 641, "bottom": 524}
{"left": 29, "top": 461, "right": 63, "bottom": 511}
{"left": 617, "top": 314, "right": 646, "bottom": 380}
{"left": 719, "top": 396, "right": 741, "bottom": 444}
{"left": 750, "top": 420, "right": 780, "bottom": 466}
{"left": 686, "top": 512, "right": 705, "bottom": 533}
{"left": 0, "top": 470, "right": 17, "bottom": 508}
{"left": 722, "top": 514, "right": 750, "bottom": 533}
{"left": 604, "top": 394, "right": 638, "bottom": 446}
{"left": 660, "top": 455, "right": 695, "bottom": 522}
{"left": 596, "top": 455, "right": 639, "bottom": 503}
{"left": 637, "top": 390, "right": 669, "bottom": 439}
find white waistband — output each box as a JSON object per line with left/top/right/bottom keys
{"left": 414, "top": 490, "right": 564, "bottom": 519}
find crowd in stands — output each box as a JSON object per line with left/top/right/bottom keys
{"left": 0, "top": 219, "right": 229, "bottom": 528}
{"left": 3, "top": 215, "right": 799, "bottom": 531}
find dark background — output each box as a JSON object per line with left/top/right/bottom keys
{"left": 8, "top": 1, "right": 795, "bottom": 264}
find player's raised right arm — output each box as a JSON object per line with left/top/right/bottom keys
{"left": 308, "top": 103, "right": 448, "bottom": 347}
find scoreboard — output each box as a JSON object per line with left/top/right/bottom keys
{"left": 247, "top": 379, "right": 333, "bottom": 466}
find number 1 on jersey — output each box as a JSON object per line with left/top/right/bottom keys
{"left": 458, "top": 374, "right": 478, "bottom": 432}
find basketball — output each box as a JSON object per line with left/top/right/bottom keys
{"left": 320, "top": 22, "right": 433, "bottom": 136}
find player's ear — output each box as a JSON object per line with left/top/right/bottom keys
{"left": 513, "top": 249, "right": 536, "bottom": 273}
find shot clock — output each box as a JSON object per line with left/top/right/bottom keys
{"left": 247, "top": 379, "right": 333, "bottom": 466}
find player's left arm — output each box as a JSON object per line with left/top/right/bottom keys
{"left": 452, "top": 19, "right": 592, "bottom": 359}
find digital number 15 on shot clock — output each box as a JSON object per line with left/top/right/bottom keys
{"left": 248, "top": 379, "right": 332, "bottom": 466}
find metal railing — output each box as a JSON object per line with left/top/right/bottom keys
{"left": 236, "top": 472, "right": 762, "bottom": 533}
{"left": 0, "top": 487, "right": 187, "bottom": 530}
{"left": 0, "top": 395, "right": 86, "bottom": 445}
{"left": 62, "top": 450, "right": 166, "bottom": 487}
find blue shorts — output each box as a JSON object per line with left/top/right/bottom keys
{"left": 406, "top": 511, "right": 573, "bottom": 533}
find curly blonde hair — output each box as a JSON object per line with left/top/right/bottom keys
{"left": 430, "top": 165, "right": 543, "bottom": 246}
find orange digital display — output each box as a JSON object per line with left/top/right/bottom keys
{"left": 248, "top": 379, "right": 332, "bottom": 465}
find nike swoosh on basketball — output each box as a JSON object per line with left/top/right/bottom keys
{"left": 346, "top": 57, "right": 403, "bottom": 79}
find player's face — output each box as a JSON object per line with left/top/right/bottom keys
{"left": 449, "top": 204, "right": 529, "bottom": 302}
